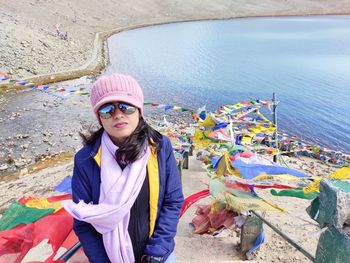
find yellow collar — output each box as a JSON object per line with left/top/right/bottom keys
{"left": 93, "top": 145, "right": 159, "bottom": 237}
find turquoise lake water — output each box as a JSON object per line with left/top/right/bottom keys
{"left": 105, "top": 16, "right": 350, "bottom": 153}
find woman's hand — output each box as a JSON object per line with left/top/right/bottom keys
{"left": 141, "top": 254, "right": 163, "bottom": 263}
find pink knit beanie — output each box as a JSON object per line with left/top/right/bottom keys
{"left": 90, "top": 74, "right": 144, "bottom": 120}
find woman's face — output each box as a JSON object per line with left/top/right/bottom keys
{"left": 98, "top": 101, "right": 140, "bottom": 146}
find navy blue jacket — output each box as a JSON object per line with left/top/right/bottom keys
{"left": 71, "top": 135, "right": 184, "bottom": 262}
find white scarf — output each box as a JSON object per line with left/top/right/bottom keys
{"left": 64, "top": 131, "right": 150, "bottom": 262}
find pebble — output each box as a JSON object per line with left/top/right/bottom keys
{"left": 21, "top": 144, "right": 29, "bottom": 150}
{"left": 16, "top": 134, "right": 29, "bottom": 139}
{"left": 0, "top": 164, "right": 8, "bottom": 171}
{"left": 14, "top": 159, "right": 26, "bottom": 167}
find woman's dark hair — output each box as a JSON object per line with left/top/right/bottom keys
{"left": 80, "top": 117, "right": 162, "bottom": 169}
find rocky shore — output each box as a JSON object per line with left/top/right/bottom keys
{"left": 0, "top": 74, "right": 193, "bottom": 175}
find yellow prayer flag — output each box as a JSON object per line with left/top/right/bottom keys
{"left": 329, "top": 167, "right": 350, "bottom": 180}
{"left": 224, "top": 192, "right": 284, "bottom": 212}
{"left": 25, "top": 198, "right": 62, "bottom": 212}
{"left": 252, "top": 173, "right": 306, "bottom": 181}
{"left": 193, "top": 130, "right": 213, "bottom": 148}
{"left": 303, "top": 168, "right": 350, "bottom": 194}
{"left": 241, "top": 133, "right": 254, "bottom": 145}
{"left": 198, "top": 114, "right": 216, "bottom": 127}
{"left": 216, "top": 152, "right": 240, "bottom": 177}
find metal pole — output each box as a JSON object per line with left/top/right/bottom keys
{"left": 58, "top": 242, "right": 82, "bottom": 261}
{"left": 272, "top": 93, "right": 278, "bottom": 163}
{"left": 251, "top": 211, "right": 316, "bottom": 262}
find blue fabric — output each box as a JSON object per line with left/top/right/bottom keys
{"left": 54, "top": 176, "right": 72, "bottom": 194}
{"left": 212, "top": 123, "right": 228, "bottom": 130}
{"left": 178, "top": 136, "right": 186, "bottom": 143}
{"left": 71, "top": 135, "right": 184, "bottom": 263}
{"left": 235, "top": 135, "right": 241, "bottom": 145}
{"left": 211, "top": 156, "right": 222, "bottom": 169}
{"left": 164, "top": 251, "right": 176, "bottom": 263}
{"left": 165, "top": 105, "right": 173, "bottom": 111}
{"left": 246, "top": 226, "right": 265, "bottom": 257}
{"left": 232, "top": 159, "right": 309, "bottom": 179}
{"left": 199, "top": 111, "right": 206, "bottom": 120}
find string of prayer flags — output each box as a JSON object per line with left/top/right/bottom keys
{"left": 143, "top": 101, "right": 194, "bottom": 113}
{"left": 2, "top": 73, "right": 258, "bottom": 118}
{"left": 0, "top": 73, "right": 12, "bottom": 81}
{"left": 0, "top": 72, "right": 88, "bottom": 100}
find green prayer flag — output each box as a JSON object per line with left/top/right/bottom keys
{"left": 0, "top": 201, "right": 55, "bottom": 231}
{"left": 270, "top": 189, "right": 319, "bottom": 200}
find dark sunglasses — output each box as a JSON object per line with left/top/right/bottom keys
{"left": 98, "top": 102, "right": 137, "bottom": 119}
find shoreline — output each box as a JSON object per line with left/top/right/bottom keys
{"left": 0, "top": 105, "right": 346, "bottom": 183}
{"left": 2, "top": 12, "right": 350, "bottom": 177}
{"left": 1, "top": 2, "right": 349, "bottom": 183}
{"left": 1, "top": 13, "right": 350, "bottom": 91}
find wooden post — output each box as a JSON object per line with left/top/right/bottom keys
{"left": 189, "top": 144, "right": 193, "bottom": 156}
{"left": 272, "top": 93, "right": 278, "bottom": 163}
{"left": 177, "top": 160, "right": 183, "bottom": 182}
{"left": 182, "top": 150, "right": 189, "bottom": 169}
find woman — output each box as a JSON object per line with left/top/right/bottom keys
{"left": 63, "top": 74, "right": 184, "bottom": 263}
